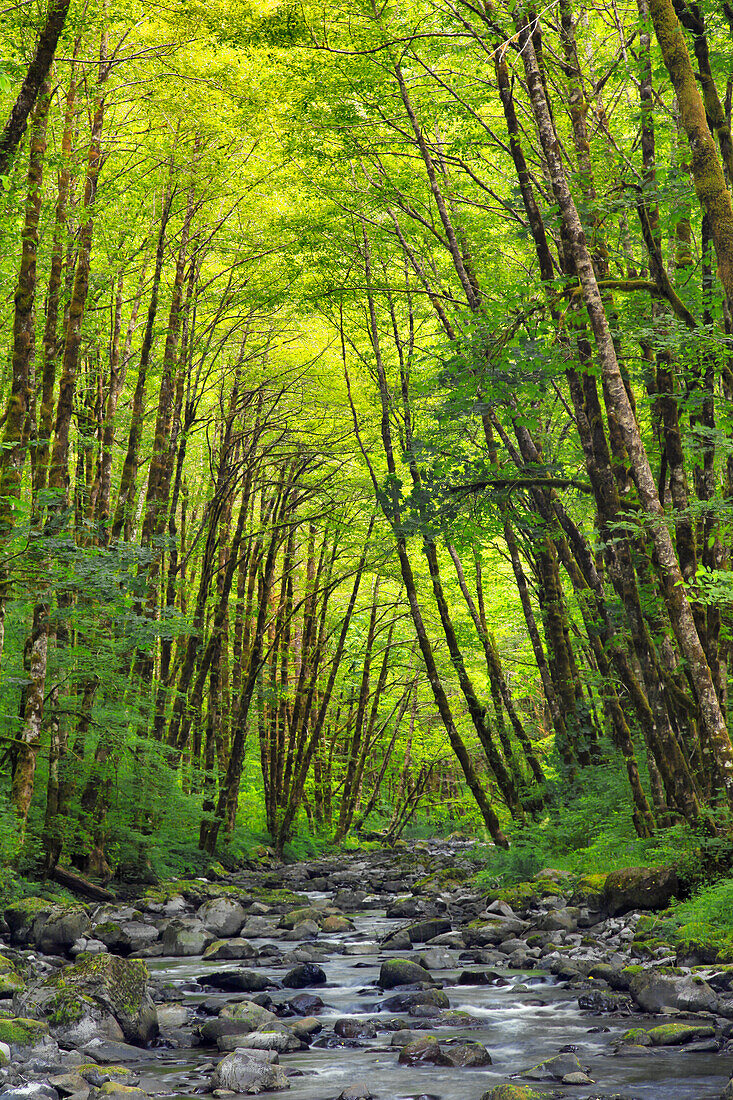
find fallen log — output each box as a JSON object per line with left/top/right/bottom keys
{"left": 52, "top": 865, "right": 115, "bottom": 902}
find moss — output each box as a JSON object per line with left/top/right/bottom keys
{"left": 482, "top": 1086, "right": 552, "bottom": 1100}
{"left": 620, "top": 1027, "right": 651, "bottom": 1046}
{"left": 79, "top": 1066, "right": 136, "bottom": 1084}
{"left": 647, "top": 1022, "right": 715, "bottom": 1046}
{"left": 0, "top": 955, "right": 24, "bottom": 996}
{"left": 0, "top": 1017, "right": 49, "bottom": 1045}
{"left": 486, "top": 881, "right": 562, "bottom": 910}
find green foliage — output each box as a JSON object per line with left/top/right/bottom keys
{"left": 473, "top": 761, "right": 697, "bottom": 890}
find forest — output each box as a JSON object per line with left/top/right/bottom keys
{"left": 1, "top": 0, "right": 733, "bottom": 899}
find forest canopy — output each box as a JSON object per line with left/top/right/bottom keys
{"left": 1, "top": 0, "right": 732, "bottom": 883}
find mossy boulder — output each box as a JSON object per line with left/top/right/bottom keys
{"left": 4, "top": 898, "right": 56, "bottom": 944}
{"left": 0, "top": 955, "right": 24, "bottom": 996}
{"left": 602, "top": 865, "right": 678, "bottom": 916}
{"left": 18, "top": 952, "right": 158, "bottom": 1046}
{"left": 379, "top": 958, "right": 430, "bottom": 988}
{"left": 569, "top": 873, "right": 608, "bottom": 907}
{"left": 88, "top": 1085, "right": 149, "bottom": 1100}
{"left": 647, "top": 1022, "right": 716, "bottom": 1046}
{"left": 0, "top": 1016, "right": 48, "bottom": 1046}
{"left": 620, "top": 1028, "right": 651, "bottom": 1047}
{"left": 487, "top": 881, "right": 563, "bottom": 911}
{"left": 481, "top": 1088, "right": 552, "bottom": 1100}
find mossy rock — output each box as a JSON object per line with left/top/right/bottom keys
{"left": 647, "top": 1022, "right": 715, "bottom": 1046}
{"left": 79, "top": 1065, "right": 138, "bottom": 1084}
{"left": 620, "top": 1027, "right": 651, "bottom": 1047}
{"left": 487, "top": 881, "right": 562, "bottom": 910}
{"left": 569, "top": 873, "right": 608, "bottom": 907}
{"left": 481, "top": 1086, "right": 552, "bottom": 1100}
{"left": 255, "top": 888, "right": 308, "bottom": 907}
{"left": 0, "top": 1016, "right": 49, "bottom": 1045}
{"left": 0, "top": 955, "right": 24, "bottom": 996}
{"left": 414, "top": 867, "right": 471, "bottom": 893}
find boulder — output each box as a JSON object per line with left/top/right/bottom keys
{"left": 287, "top": 993, "right": 324, "bottom": 1015}
{"left": 93, "top": 922, "right": 159, "bottom": 956}
{"left": 379, "top": 958, "right": 430, "bottom": 988}
{"left": 200, "top": 1001, "right": 280, "bottom": 1043}
{"left": 443, "top": 1039, "right": 492, "bottom": 1066}
{"left": 17, "top": 954, "right": 158, "bottom": 1046}
{"left": 647, "top": 1022, "right": 716, "bottom": 1046}
{"left": 338, "top": 1083, "right": 372, "bottom": 1100}
{"left": 282, "top": 963, "right": 326, "bottom": 988}
{"left": 210, "top": 1049, "right": 289, "bottom": 1091}
{"left": 198, "top": 968, "right": 272, "bottom": 993}
{"left": 160, "top": 919, "right": 212, "bottom": 957}
{"left": 0, "top": 1016, "right": 50, "bottom": 1052}
{"left": 629, "top": 969, "right": 718, "bottom": 1013}
{"left": 602, "top": 866, "right": 678, "bottom": 916}
{"left": 203, "top": 938, "right": 256, "bottom": 961}
{"left": 282, "top": 919, "right": 319, "bottom": 942}
{"left": 382, "top": 988, "right": 449, "bottom": 1012}
{"left": 321, "top": 915, "right": 354, "bottom": 933}
{"left": 520, "top": 1053, "right": 585, "bottom": 1081}
{"left": 481, "top": 1089, "right": 552, "bottom": 1100}
{"left": 88, "top": 1087, "right": 149, "bottom": 1100}
{"left": 4, "top": 899, "right": 56, "bottom": 945}
{"left": 35, "top": 908, "right": 93, "bottom": 955}
{"left": 398, "top": 1035, "right": 450, "bottom": 1065}
{"left": 0, "top": 954, "right": 25, "bottom": 996}
{"left": 405, "top": 919, "right": 451, "bottom": 943}
{"left": 197, "top": 898, "right": 247, "bottom": 937}
{"left": 334, "top": 1018, "right": 377, "bottom": 1039}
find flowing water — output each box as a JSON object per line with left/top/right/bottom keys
{"left": 132, "top": 899, "right": 732, "bottom": 1100}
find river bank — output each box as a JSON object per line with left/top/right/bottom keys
{"left": 0, "top": 840, "right": 731, "bottom": 1100}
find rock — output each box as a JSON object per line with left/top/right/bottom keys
{"left": 87, "top": 1086, "right": 148, "bottom": 1100}
{"left": 80, "top": 1039, "right": 150, "bottom": 1063}
{"left": 520, "top": 1053, "right": 584, "bottom": 1080}
{"left": 382, "top": 988, "right": 449, "bottom": 1012}
{"left": 577, "top": 990, "right": 632, "bottom": 1013}
{"left": 203, "top": 938, "right": 256, "bottom": 961}
{"left": 379, "top": 958, "right": 430, "bottom": 988}
{"left": 160, "top": 919, "right": 213, "bottom": 956}
{"left": 200, "top": 1002, "right": 280, "bottom": 1042}
{"left": 282, "top": 963, "right": 326, "bottom": 988}
{"left": 4, "top": 899, "right": 55, "bottom": 945}
{"left": 414, "top": 948, "right": 454, "bottom": 970}
{"left": 629, "top": 969, "right": 718, "bottom": 1013}
{"left": 337, "top": 1083, "right": 372, "bottom": 1100}
{"left": 405, "top": 919, "right": 451, "bottom": 943}
{"left": 0, "top": 1088, "right": 59, "bottom": 1100}
{"left": 197, "top": 898, "right": 248, "bottom": 938}
{"left": 647, "top": 1023, "right": 716, "bottom": 1045}
{"left": 93, "top": 922, "right": 158, "bottom": 956}
{"left": 282, "top": 920, "right": 319, "bottom": 942}
{"left": 397, "top": 1035, "right": 449, "bottom": 1065}
{"left": 0, "top": 956, "right": 24, "bottom": 996}
{"left": 443, "top": 1039, "right": 492, "bottom": 1066}
{"left": 539, "top": 907, "right": 579, "bottom": 933}
{"left": 224, "top": 1031, "right": 299, "bottom": 1052}
{"left": 602, "top": 866, "right": 678, "bottom": 916}
{"left": 0, "top": 1016, "right": 49, "bottom": 1052}
{"left": 17, "top": 954, "right": 158, "bottom": 1046}
{"left": 210, "top": 1049, "right": 289, "bottom": 1091}
{"left": 287, "top": 993, "right": 324, "bottom": 1015}
{"left": 334, "top": 1018, "right": 377, "bottom": 1039}
{"left": 390, "top": 1029, "right": 420, "bottom": 1046}
{"left": 36, "top": 908, "right": 93, "bottom": 955}
{"left": 380, "top": 929, "right": 412, "bottom": 951}
{"left": 199, "top": 969, "right": 272, "bottom": 993}
{"left": 481, "top": 1088, "right": 552, "bottom": 1100}
{"left": 321, "top": 916, "right": 354, "bottom": 933}
{"left": 157, "top": 1004, "right": 188, "bottom": 1029}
